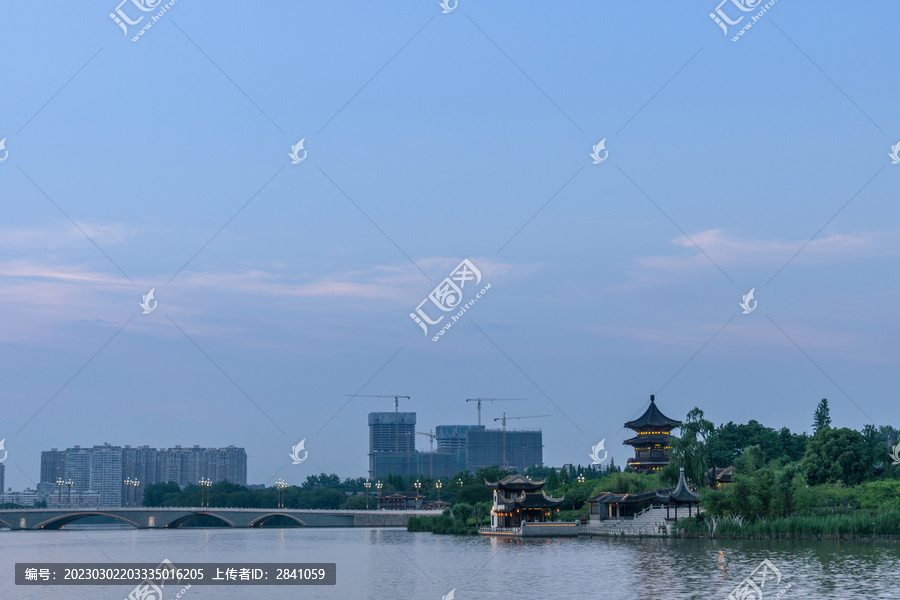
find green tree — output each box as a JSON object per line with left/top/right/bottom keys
{"left": 803, "top": 427, "right": 870, "bottom": 486}
{"left": 143, "top": 482, "right": 181, "bottom": 507}
{"left": 813, "top": 398, "right": 831, "bottom": 434}
{"left": 546, "top": 468, "right": 559, "bottom": 488}
{"left": 451, "top": 502, "right": 473, "bottom": 522}
{"left": 341, "top": 494, "right": 370, "bottom": 510}
{"left": 684, "top": 407, "right": 716, "bottom": 485}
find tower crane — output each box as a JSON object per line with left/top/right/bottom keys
{"left": 417, "top": 430, "right": 436, "bottom": 478}
{"left": 492, "top": 413, "right": 549, "bottom": 471}
{"left": 465, "top": 398, "right": 527, "bottom": 426}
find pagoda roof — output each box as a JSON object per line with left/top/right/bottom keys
{"left": 624, "top": 395, "right": 682, "bottom": 430}
{"left": 507, "top": 490, "right": 565, "bottom": 509}
{"left": 485, "top": 473, "right": 545, "bottom": 491}
{"left": 663, "top": 468, "right": 699, "bottom": 504}
{"left": 623, "top": 434, "right": 674, "bottom": 447}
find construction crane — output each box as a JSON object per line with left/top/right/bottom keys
{"left": 417, "top": 430, "right": 436, "bottom": 478}
{"left": 493, "top": 413, "right": 549, "bottom": 471}
{"left": 466, "top": 398, "right": 527, "bottom": 426}
{"left": 346, "top": 394, "right": 410, "bottom": 452}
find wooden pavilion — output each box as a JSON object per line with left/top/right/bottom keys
{"left": 658, "top": 467, "right": 700, "bottom": 521}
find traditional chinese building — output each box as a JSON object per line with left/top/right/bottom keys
{"left": 376, "top": 491, "right": 422, "bottom": 510}
{"left": 705, "top": 466, "right": 734, "bottom": 489}
{"left": 623, "top": 395, "right": 681, "bottom": 472}
{"left": 587, "top": 468, "right": 699, "bottom": 523}
{"left": 485, "top": 474, "right": 564, "bottom": 529}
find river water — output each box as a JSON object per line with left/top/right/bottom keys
{"left": 2, "top": 527, "right": 898, "bottom": 599}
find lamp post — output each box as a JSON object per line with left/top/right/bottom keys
{"left": 123, "top": 478, "right": 131, "bottom": 507}
{"left": 66, "top": 480, "right": 74, "bottom": 508}
{"left": 200, "top": 478, "right": 212, "bottom": 507}
{"left": 413, "top": 480, "right": 421, "bottom": 508}
{"left": 57, "top": 478, "right": 64, "bottom": 508}
{"left": 375, "top": 481, "right": 383, "bottom": 509}
{"left": 435, "top": 480, "right": 442, "bottom": 502}
{"left": 577, "top": 475, "right": 585, "bottom": 483}
{"left": 275, "top": 479, "right": 287, "bottom": 509}
{"left": 133, "top": 480, "right": 140, "bottom": 507}
{"left": 364, "top": 481, "right": 371, "bottom": 510}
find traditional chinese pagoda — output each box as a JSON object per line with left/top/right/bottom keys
{"left": 485, "top": 474, "right": 565, "bottom": 529}
{"left": 623, "top": 394, "right": 681, "bottom": 472}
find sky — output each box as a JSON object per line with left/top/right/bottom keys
{"left": 1, "top": 1, "right": 899, "bottom": 490}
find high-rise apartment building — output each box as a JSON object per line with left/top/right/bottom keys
{"left": 40, "top": 448, "right": 66, "bottom": 484}
{"left": 89, "top": 443, "right": 123, "bottom": 507}
{"left": 368, "top": 412, "right": 416, "bottom": 478}
{"left": 42, "top": 443, "right": 247, "bottom": 506}
{"left": 465, "top": 429, "right": 543, "bottom": 472}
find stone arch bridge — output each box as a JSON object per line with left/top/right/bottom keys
{"left": 0, "top": 507, "right": 438, "bottom": 530}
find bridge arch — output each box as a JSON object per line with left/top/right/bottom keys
{"left": 33, "top": 512, "right": 141, "bottom": 530}
{"left": 248, "top": 513, "right": 307, "bottom": 527}
{"left": 165, "top": 511, "right": 236, "bottom": 528}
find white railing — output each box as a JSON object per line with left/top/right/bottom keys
{"left": 479, "top": 526, "right": 520, "bottom": 533}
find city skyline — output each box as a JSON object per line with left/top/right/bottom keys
{"left": 2, "top": 2, "right": 898, "bottom": 494}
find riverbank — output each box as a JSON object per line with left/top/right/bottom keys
{"left": 673, "top": 511, "right": 900, "bottom": 542}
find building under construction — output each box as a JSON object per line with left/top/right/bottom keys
{"left": 368, "top": 412, "right": 416, "bottom": 478}
{"left": 368, "top": 413, "right": 543, "bottom": 478}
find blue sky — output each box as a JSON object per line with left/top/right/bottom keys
{"left": 1, "top": 1, "right": 899, "bottom": 489}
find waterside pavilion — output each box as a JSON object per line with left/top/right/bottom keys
{"left": 485, "top": 474, "right": 565, "bottom": 529}
{"left": 587, "top": 468, "right": 700, "bottom": 524}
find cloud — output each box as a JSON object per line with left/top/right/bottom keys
{"left": 0, "top": 222, "right": 132, "bottom": 249}
{"left": 633, "top": 229, "right": 899, "bottom": 275}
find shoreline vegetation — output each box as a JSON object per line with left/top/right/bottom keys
{"left": 409, "top": 399, "right": 900, "bottom": 541}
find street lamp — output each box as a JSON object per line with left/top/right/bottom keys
{"left": 413, "top": 480, "right": 422, "bottom": 509}
{"left": 66, "top": 480, "right": 74, "bottom": 508}
{"left": 275, "top": 479, "right": 287, "bottom": 509}
{"left": 577, "top": 475, "right": 585, "bottom": 483}
{"left": 435, "top": 480, "right": 442, "bottom": 502}
{"left": 57, "top": 478, "right": 64, "bottom": 508}
{"left": 457, "top": 478, "right": 463, "bottom": 487}
{"left": 200, "top": 478, "right": 212, "bottom": 507}
{"left": 375, "top": 481, "right": 383, "bottom": 509}
{"left": 133, "top": 480, "right": 140, "bottom": 507}
{"left": 364, "top": 481, "right": 372, "bottom": 510}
